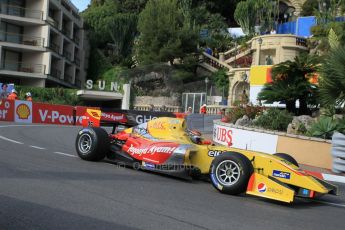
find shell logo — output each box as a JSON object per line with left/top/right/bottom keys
{"left": 16, "top": 103, "right": 31, "bottom": 119}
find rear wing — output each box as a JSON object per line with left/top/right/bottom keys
{"left": 82, "top": 108, "right": 185, "bottom": 130}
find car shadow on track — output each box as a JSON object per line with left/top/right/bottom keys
{"left": 0, "top": 195, "right": 139, "bottom": 230}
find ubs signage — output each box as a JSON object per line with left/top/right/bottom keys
{"left": 85, "top": 80, "right": 120, "bottom": 92}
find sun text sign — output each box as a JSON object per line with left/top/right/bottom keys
{"left": 85, "top": 80, "right": 120, "bottom": 92}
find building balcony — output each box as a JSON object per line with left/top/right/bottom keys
{"left": 63, "top": 49, "right": 72, "bottom": 61}
{"left": 1, "top": 61, "right": 46, "bottom": 74}
{"left": 47, "top": 16, "right": 59, "bottom": 28}
{"left": 75, "top": 57, "right": 80, "bottom": 67}
{"left": 0, "top": 4, "right": 43, "bottom": 20}
{"left": 62, "top": 27, "right": 71, "bottom": 37}
{"left": 75, "top": 78, "right": 82, "bottom": 88}
{"left": 64, "top": 73, "right": 73, "bottom": 83}
{"left": 0, "top": 32, "right": 45, "bottom": 47}
{"left": 73, "top": 36, "right": 80, "bottom": 45}
{"left": 51, "top": 68, "right": 62, "bottom": 79}
{"left": 49, "top": 42, "right": 60, "bottom": 54}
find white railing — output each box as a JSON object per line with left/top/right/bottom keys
{"left": 133, "top": 105, "right": 182, "bottom": 112}
{"left": 133, "top": 104, "right": 231, "bottom": 115}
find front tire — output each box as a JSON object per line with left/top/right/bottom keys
{"left": 210, "top": 152, "right": 253, "bottom": 195}
{"left": 75, "top": 127, "right": 109, "bottom": 161}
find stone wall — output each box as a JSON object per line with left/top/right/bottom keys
{"left": 134, "top": 96, "right": 180, "bottom": 106}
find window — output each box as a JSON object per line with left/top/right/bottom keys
{"left": 3, "top": 49, "right": 22, "bottom": 71}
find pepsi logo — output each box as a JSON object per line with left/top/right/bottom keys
{"left": 257, "top": 183, "right": 267, "bottom": 193}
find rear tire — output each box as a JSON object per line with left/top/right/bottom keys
{"left": 274, "top": 153, "right": 299, "bottom": 167}
{"left": 210, "top": 152, "right": 253, "bottom": 195}
{"left": 75, "top": 127, "right": 109, "bottom": 161}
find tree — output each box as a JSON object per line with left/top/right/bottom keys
{"left": 83, "top": 0, "right": 119, "bottom": 43}
{"left": 319, "top": 46, "right": 345, "bottom": 108}
{"left": 192, "top": 0, "right": 241, "bottom": 26}
{"left": 108, "top": 13, "right": 138, "bottom": 67}
{"left": 301, "top": 0, "right": 318, "bottom": 16}
{"left": 258, "top": 54, "right": 320, "bottom": 115}
{"left": 137, "top": 0, "right": 198, "bottom": 64}
{"left": 234, "top": 0, "right": 280, "bottom": 35}
{"left": 212, "top": 69, "right": 229, "bottom": 97}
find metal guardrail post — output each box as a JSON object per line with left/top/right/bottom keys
{"left": 332, "top": 132, "right": 345, "bottom": 173}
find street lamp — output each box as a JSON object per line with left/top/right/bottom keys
{"left": 241, "top": 72, "right": 248, "bottom": 82}
{"left": 205, "top": 77, "right": 209, "bottom": 105}
{"left": 257, "top": 37, "right": 263, "bottom": 65}
{"left": 234, "top": 41, "right": 237, "bottom": 67}
{"left": 284, "top": 13, "right": 288, "bottom": 23}
{"left": 258, "top": 37, "right": 263, "bottom": 45}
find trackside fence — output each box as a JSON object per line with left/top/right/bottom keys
{"left": 0, "top": 99, "right": 220, "bottom": 131}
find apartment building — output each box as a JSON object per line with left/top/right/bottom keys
{"left": 0, "top": 0, "right": 88, "bottom": 88}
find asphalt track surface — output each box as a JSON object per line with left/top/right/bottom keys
{"left": 1, "top": 122, "right": 345, "bottom": 230}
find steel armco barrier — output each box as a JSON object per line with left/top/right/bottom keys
{"left": 332, "top": 132, "right": 345, "bottom": 173}
{"left": 186, "top": 114, "right": 221, "bottom": 133}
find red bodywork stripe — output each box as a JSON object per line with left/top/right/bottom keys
{"left": 246, "top": 173, "right": 255, "bottom": 191}
{"left": 304, "top": 170, "right": 323, "bottom": 179}
{"left": 277, "top": 162, "right": 305, "bottom": 176}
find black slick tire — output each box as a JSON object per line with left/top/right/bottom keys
{"left": 75, "top": 127, "right": 109, "bottom": 161}
{"left": 210, "top": 152, "right": 253, "bottom": 195}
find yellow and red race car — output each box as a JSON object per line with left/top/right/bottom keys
{"left": 75, "top": 109, "right": 338, "bottom": 203}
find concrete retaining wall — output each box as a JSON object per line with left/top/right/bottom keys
{"left": 214, "top": 120, "right": 332, "bottom": 169}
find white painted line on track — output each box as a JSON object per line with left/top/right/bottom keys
{"left": 316, "top": 200, "right": 345, "bottom": 208}
{"left": 0, "top": 124, "right": 49, "bottom": 128}
{"left": 0, "top": 124, "right": 78, "bottom": 128}
{"left": 54, "top": 152, "right": 77, "bottom": 158}
{"left": 30, "top": 145, "right": 46, "bottom": 150}
{"left": 0, "top": 135, "right": 24, "bottom": 144}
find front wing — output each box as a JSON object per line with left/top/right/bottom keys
{"left": 246, "top": 172, "right": 338, "bottom": 203}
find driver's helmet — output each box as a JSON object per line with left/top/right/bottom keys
{"left": 187, "top": 129, "right": 202, "bottom": 144}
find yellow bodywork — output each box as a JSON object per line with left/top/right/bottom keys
{"left": 86, "top": 113, "right": 337, "bottom": 203}
{"left": 141, "top": 117, "right": 337, "bottom": 202}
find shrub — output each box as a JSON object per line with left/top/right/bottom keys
{"left": 307, "top": 116, "right": 345, "bottom": 139}
{"left": 15, "top": 86, "right": 82, "bottom": 106}
{"left": 311, "top": 25, "right": 326, "bottom": 37}
{"left": 225, "top": 106, "right": 262, "bottom": 124}
{"left": 254, "top": 109, "right": 293, "bottom": 131}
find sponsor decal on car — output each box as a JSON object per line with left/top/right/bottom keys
{"left": 302, "top": 189, "right": 309, "bottom": 195}
{"left": 257, "top": 183, "right": 267, "bottom": 193}
{"left": 127, "top": 144, "right": 177, "bottom": 156}
{"left": 268, "top": 187, "right": 283, "bottom": 194}
{"left": 272, "top": 170, "right": 291, "bottom": 179}
{"left": 101, "top": 112, "right": 127, "bottom": 123}
{"left": 148, "top": 121, "right": 165, "bottom": 130}
{"left": 208, "top": 150, "right": 224, "bottom": 157}
{"left": 142, "top": 162, "right": 155, "bottom": 169}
